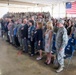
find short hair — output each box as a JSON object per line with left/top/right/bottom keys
{"left": 29, "top": 20, "right": 34, "bottom": 25}
{"left": 46, "top": 21, "right": 53, "bottom": 30}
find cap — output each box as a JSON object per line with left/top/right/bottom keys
{"left": 57, "top": 19, "right": 64, "bottom": 24}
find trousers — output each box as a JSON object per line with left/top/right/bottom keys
{"left": 56, "top": 48, "right": 65, "bottom": 67}
{"left": 22, "top": 38, "right": 28, "bottom": 52}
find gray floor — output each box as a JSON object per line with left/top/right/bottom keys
{"left": 0, "top": 37, "right": 76, "bottom": 75}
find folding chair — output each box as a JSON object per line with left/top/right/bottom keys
{"left": 75, "top": 41, "right": 76, "bottom": 50}
{"left": 52, "top": 33, "right": 56, "bottom": 54}
{"left": 68, "top": 37, "right": 76, "bottom": 46}
{"left": 64, "top": 44, "right": 75, "bottom": 67}
{"left": 71, "top": 34, "right": 74, "bottom": 38}
{"left": 52, "top": 41, "right": 56, "bottom": 54}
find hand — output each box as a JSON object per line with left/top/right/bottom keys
{"left": 46, "top": 44, "right": 49, "bottom": 48}
{"left": 38, "top": 43, "right": 40, "bottom": 46}
{"left": 69, "top": 35, "right": 71, "bottom": 37}
{"left": 21, "top": 27, "right": 24, "bottom": 30}
{"left": 12, "top": 35, "right": 13, "bottom": 37}
{"left": 24, "top": 37, "right": 26, "bottom": 39}
{"left": 60, "top": 48, "right": 63, "bottom": 51}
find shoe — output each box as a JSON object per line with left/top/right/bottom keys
{"left": 51, "top": 57, "right": 54, "bottom": 64}
{"left": 54, "top": 66, "right": 60, "bottom": 69}
{"left": 46, "top": 62, "right": 51, "bottom": 65}
{"left": 6, "top": 40, "right": 9, "bottom": 42}
{"left": 30, "top": 54, "right": 34, "bottom": 57}
{"left": 56, "top": 67, "right": 63, "bottom": 73}
{"left": 22, "top": 50, "right": 26, "bottom": 53}
{"left": 44, "top": 62, "right": 51, "bottom": 65}
{"left": 17, "top": 51, "right": 22, "bottom": 55}
{"left": 45, "top": 60, "right": 51, "bottom": 65}
{"left": 19, "top": 47, "right": 22, "bottom": 50}
{"left": 36, "top": 57, "right": 42, "bottom": 60}
{"left": 44, "top": 62, "right": 47, "bottom": 64}
{"left": 35, "top": 52, "right": 39, "bottom": 55}
{"left": 12, "top": 44, "right": 15, "bottom": 46}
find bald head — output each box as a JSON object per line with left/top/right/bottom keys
{"left": 23, "top": 19, "right": 27, "bottom": 24}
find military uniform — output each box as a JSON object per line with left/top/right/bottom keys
{"left": 56, "top": 26, "right": 68, "bottom": 67}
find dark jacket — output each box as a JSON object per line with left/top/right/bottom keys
{"left": 30, "top": 26, "right": 35, "bottom": 41}
{"left": 21, "top": 24, "right": 28, "bottom": 39}
{"left": 36, "top": 29, "right": 43, "bottom": 42}
{"left": 67, "top": 26, "right": 72, "bottom": 35}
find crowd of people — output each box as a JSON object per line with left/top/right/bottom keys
{"left": 0, "top": 12, "right": 76, "bottom": 73}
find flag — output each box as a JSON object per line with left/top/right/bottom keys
{"left": 66, "top": 1, "right": 76, "bottom": 14}
{"left": 66, "top": 2, "right": 72, "bottom": 9}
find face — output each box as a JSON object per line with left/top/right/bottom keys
{"left": 31, "top": 16, "right": 34, "bottom": 21}
{"left": 23, "top": 19, "right": 27, "bottom": 24}
{"left": 69, "top": 20, "right": 71, "bottom": 25}
{"left": 15, "top": 21, "right": 18, "bottom": 24}
{"left": 5, "top": 18, "right": 8, "bottom": 21}
{"left": 8, "top": 18, "right": 11, "bottom": 22}
{"left": 57, "top": 22, "right": 60, "bottom": 28}
{"left": 18, "top": 19, "right": 22, "bottom": 24}
{"left": 29, "top": 22, "right": 32, "bottom": 26}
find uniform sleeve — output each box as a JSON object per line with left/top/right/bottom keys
{"left": 60, "top": 29, "right": 68, "bottom": 49}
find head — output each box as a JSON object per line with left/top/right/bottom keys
{"left": 29, "top": 20, "right": 34, "bottom": 26}
{"left": 31, "top": 16, "right": 35, "bottom": 21}
{"left": 8, "top": 18, "right": 12, "bottom": 22}
{"left": 37, "top": 22, "right": 43, "bottom": 29}
{"left": 46, "top": 21, "right": 53, "bottom": 30}
{"left": 15, "top": 20, "right": 18, "bottom": 24}
{"left": 18, "top": 19, "right": 22, "bottom": 24}
{"left": 23, "top": 19, "right": 27, "bottom": 24}
{"left": 64, "top": 20, "right": 68, "bottom": 25}
{"left": 57, "top": 19, "right": 64, "bottom": 28}
{"left": 68, "top": 19, "right": 72, "bottom": 26}
{"left": 5, "top": 18, "right": 8, "bottom": 22}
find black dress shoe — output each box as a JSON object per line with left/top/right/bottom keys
{"left": 6, "top": 40, "right": 9, "bottom": 42}
{"left": 54, "top": 67, "right": 59, "bottom": 69}
{"left": 44, "top": 62, "right": 47, "bottom": 64}
{"left": 22, "top": 50, "right": 28, "bottom": 53}
{"left": 30, "top": 54, "right": 35, "bottom": 57}
{"left": 35, "top": 52, "right": 39, "bottom": 55}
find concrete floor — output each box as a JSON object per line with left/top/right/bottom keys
{"left": 0, "top": 38, "right": 76, "bottom": 75}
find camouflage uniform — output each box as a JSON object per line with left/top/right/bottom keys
{"left": 56, "top": 26, "right": 68, "bottom": 67}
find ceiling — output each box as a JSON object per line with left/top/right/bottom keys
{"left": 12, "top": 0, "right": 76, "bottom": 4}
{"left": 0, "top": 0, "right": 76, "bottom": 6}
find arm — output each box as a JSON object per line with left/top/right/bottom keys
{"left": 60, "top": 30, "right": 68, "bottom": 50}
{"left": 70, "top": 26, "right": 73, "bottom": 36}
{"left": 48, "top": 31, "right": 53, "bottom": 45}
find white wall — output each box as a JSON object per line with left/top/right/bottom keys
{"left": 0, "top": 3, "right": 76, "bottom": 18}
{"left": 0, "top": 7, "right": 8, "bottom": 18}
